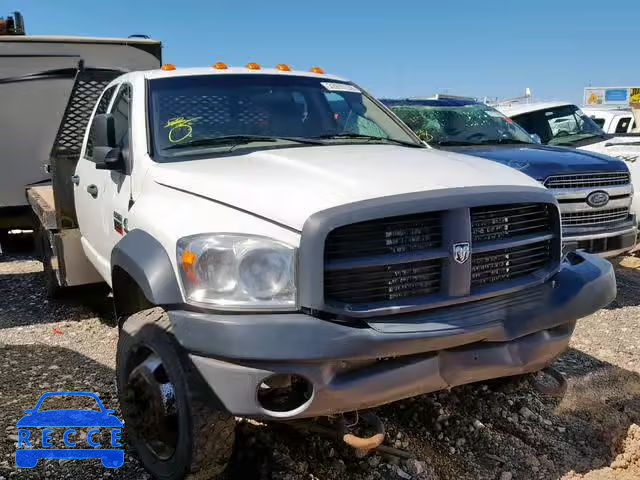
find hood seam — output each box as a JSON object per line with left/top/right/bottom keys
{"left": 156, "top": 181, "right": 302, "bottom": 234}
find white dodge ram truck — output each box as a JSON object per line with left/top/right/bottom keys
{"left": 28, "top": 64, "right": 615, "bottom": 479}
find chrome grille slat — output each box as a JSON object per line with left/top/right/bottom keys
{"left": 562, "top": 207, "right": 629, "bottom": 226}
{"left": 544, "top": 172, "right": 630, "bottom": 189}
{"left": 472, "top": 204, "right": 544, "bottom": 216}
{"left": 325, "top": 268, "right": 441, "bottom": 286}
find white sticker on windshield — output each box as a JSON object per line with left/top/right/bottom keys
{"left": 321, "top": 82, "right": 361, "bottom": 93}
{"left": 485, "top": 110, "right": 504, "bottom": 118}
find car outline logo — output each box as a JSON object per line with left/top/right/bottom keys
{"left": 15, "top": 391, "right": 124, "bottom": 469}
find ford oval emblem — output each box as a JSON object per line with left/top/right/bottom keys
{"left": 586, "top": 190, "right": 610, "bottom": 208}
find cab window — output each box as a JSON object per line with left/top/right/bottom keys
{"left": 615, "top": 116, "right": 632, "bottom": 134}
{"left": 322, "top": 91, "right": 387, "bottom": 138}
{"left": 110, "top": 84, "right": 131, "bottom": 147}
{"left": 85, "top": 85, "right": 117, "bottom": 160}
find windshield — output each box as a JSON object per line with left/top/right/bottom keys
{"left": 389, "top": 102, "right": 534, "bottom": 146}
{"left": 147, "top": 74, "right": 422, "bottom": 161}
{"left": 511, "top": 105, "right": 605, "bottom": 146}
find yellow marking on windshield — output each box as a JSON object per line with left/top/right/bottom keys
{"left": 164, "top": 116, "right": 201, "bottom": 143}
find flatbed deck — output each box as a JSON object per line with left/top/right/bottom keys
{"left": 26, "top": 184, "right": 57, "bottom": 230}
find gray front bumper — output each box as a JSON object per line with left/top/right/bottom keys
{"left": 562, "top": 223, "right": 637, "bottom": 258}
{"left": 169, "top": 251, "right": 616, "bottom": 420}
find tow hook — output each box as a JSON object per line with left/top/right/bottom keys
{"left": 287, "top": 411, "right": 415, "bottom": 459}
{"left": 339, "top": 411, "right": 385, "bottom": 454}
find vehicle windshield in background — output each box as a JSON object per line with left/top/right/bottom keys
{"left": 148, "top": 75, "right": 422, "bottom": 160}
{"left": 511, "top": 105, "right": 606, "bottom": 146}
{"left": 389, "top": 102, "right": 534, "bottom": 146}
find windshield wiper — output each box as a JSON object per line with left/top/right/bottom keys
{"left": 314, "top": 133, "right": 424, "bottom": 148}
{"left": 163, "top": 135, "right": 323, "bottom": 151}
{"left": 434, "top": 140, "right": 480, "bottom": 146}
{"left": 478, "top": 138, "right": 533, "bottom": 145}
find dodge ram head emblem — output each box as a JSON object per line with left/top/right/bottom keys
{"left": 452, "top": 242, "right": 470, "bottom": 264}
{"left": 586, "top": 191, "right": 610, "bottom": 208}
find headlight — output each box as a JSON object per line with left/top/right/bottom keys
{"left": 177, "top": 234, "right": 296, "bottom": 310}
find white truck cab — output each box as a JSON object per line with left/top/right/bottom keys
{"left": 582, "top": 106, "right": 636, "bottom": 134}
{"left": 28, "top": 65, "right": 615, "bottom": 479}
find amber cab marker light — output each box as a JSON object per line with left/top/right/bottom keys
{"left": 310, "top": 66, "right": 324, "bottom": 74}
{"left": 276, "top": 63, "right": 291, "bottom": 72}
{"left": 213, "top": 62, "right": 228, "bottom": 70}
{"left": 246, "top": 62, "right": 261, "bottom": 70}
{"left": 161, "top": 64, "right": 176, "bottom": 71}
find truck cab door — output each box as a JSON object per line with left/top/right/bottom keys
{"left": 74, "top": 84, "right": 120, "bottom": 281}
{"left": 98, "top": 83, "right": 135, "bottom": 265}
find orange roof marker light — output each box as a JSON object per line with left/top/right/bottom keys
{"left": 245, "top": 62, "right": 261, "bottom": 70}
{"left": 161, "top": 64, "right": 176, "bottom": 71}
{"left": 310, "top": 66, "right": 324, "bottom": 74}
{"left": 276, "top": 63, "right": 291, "bottom": 72}
{"left": 213, "top": 62, "right": 228, "bottom": 70}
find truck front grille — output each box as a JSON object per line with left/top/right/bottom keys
{"left": 562, "top": 207, "right": 629, "bottom": 226}
{"left": 471, "top": 240, "right": 551, "bottom": 288}
{"left": 544, "top": 172, "right": 630, "bottom": 189}
{"left": 325, "top": 259, "right": 442, "bottom": 304}
{"left": 325, "top": 212, "right": 442, "bottom": 261}
{"left": 323, "top": 203, "right": 558, "bottom": 311}
{"left": 471, "top": 204, "right": 552, "bottom": 242}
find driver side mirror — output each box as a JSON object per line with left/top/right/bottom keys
{"left": 92, "top": 113, "right": 125, "bottom": 171}
{"left": 530, "top": 133, "right": 542, "bottom": 144}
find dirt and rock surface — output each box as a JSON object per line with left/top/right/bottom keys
{"left": 1, "top": 251, "right": 640, "bottom": 480}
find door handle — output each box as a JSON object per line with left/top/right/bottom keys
{"left": 71, "top": 175, "right": 80, "bottom": 185}
{"left": 87, "top": 184, "right": 99, "bottom": 198}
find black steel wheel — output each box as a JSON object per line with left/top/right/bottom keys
{"left": 117, "top": 307, "right": 235, "bottom": 480}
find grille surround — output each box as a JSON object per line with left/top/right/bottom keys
{"left": 316, "top": 198, "right": 561, "bottom": 317}
{"left": 544, "top": 172, "right": 630, "bottom": 189}
{"left": 297, "top": 187, "right": 562, "bottom": 318}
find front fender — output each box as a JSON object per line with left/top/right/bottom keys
{"left": 110, "top": 229, "right": 183, "bottom": 306}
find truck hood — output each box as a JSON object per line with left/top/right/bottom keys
{"left": 151, "top": 145, "right": 543, "bottom": 231}
{"left": 442, "top": 144, "right": 629, "bottom": 180}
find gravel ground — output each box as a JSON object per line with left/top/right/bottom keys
{"left": 1, "top": 252, "right": 640, "bottom": 480}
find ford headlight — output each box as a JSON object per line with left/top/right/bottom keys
{"left": 177, "top": 234, "right": 296, "bottom": 310}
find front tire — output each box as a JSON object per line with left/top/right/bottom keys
{"left": 117, "top": 307, "right": 235, "bottom": 480}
